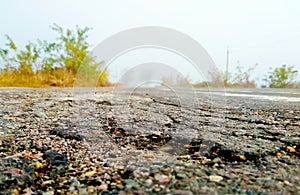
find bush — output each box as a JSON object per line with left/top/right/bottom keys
{"left": 193, "top": 63, "right": 257, "bottom": 88}
{"left": 0, "top": 24, "right": 109, "bottom": 87}
{"left": 264, "top": 65, "right": 298, "bottom": 88}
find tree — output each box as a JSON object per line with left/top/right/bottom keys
{"left": 265, "top": 65, "right": 298, "bottom": 88}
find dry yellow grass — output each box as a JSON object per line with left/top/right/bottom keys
{"left": 0, "top": 68, "right": 110, "bottom": 87}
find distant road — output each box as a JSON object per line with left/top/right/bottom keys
{"left": 195, "top": 88, "right": 300, "bottom": 102}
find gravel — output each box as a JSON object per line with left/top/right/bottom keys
{"left": 0, "top": 87, "right": 299, "bottom": 194}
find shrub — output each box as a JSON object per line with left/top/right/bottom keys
{"left": 0, "top": 24, "right": 109, "bottom": 87}
{"left": 264, "top": 64, "right": 298, "bottom": 88}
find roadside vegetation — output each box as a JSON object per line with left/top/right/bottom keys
{"left": 0, "top": 25, "right": 299, "bottom": 88}
{"left": 193, "top": 64, "right": 258, "bottom": 88}
{"left": 263, "top": 64, "right": 299, "bottom": 88}
{"left": 193, "top": 63, "right": 299, "bottom": 89}
{"left": 0, "top": 24, "right": 109, "bottom": 87}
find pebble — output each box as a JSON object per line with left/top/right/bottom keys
{"left": 34, "top": 109, "right": 47, "bottom": 118}
{"left": 78, "top": 187, "right": 89, "bottom": 195}
{"left": 208, "top": 175, "right": 223, "bottom": 182}
{"left": 239, "top": 155, "right": 247, "bottom": 161}
{"left": 143, "top": 153, "right": 154, "bottom": 159}
{"left": 87, "top": 185, "right": 95, "bottom": 193}
{"left": 145, "top": 179, "right": 153, "bottom": 187}
{"left": 133, "top": 169, "right": 149, "bottom": 178}
{"left": 184, "top": 162, "right": 195, "bottom": 168}
{"left": 256, "top": 124, "right": 266, "bottom": 129}
{"left": 176, "top": 173, "right": 187, "bottom": 179}
{"left": 284, "top": 180, "right": 293, "bottom": 187}
{"left": 154, "top": 173, "right": 168, "bottom": 182}
{"left": 212, "top": 157, "right": 222, "bottom": 163}
{"left": 11, "top": 189, "right": 19, "bottom": 195}
{"left": 32, "top": 161, "right": 44, "bottom": 170}
{"left": 99, "top": 183, "right": 108, "bottom": 191}
{"left": 85, "top": 171, "right": 96, "bottom": 177}
{"left": 42, "top": 191, "right": 54, "bottom": 195}
{"left": 41, "top": 180, "right": 54, "bottom": 187}
{"left": 104, "top": 172, "right": 111, "bottom": 180}
{"left": 159, "top": 176, "right": 170, "bottom": 185}
{"left": 125, "top": 179, "right": 140, "bottom": 190}
{"left": 286, "top": 146, "right": 295, "bottom": 153}
{"left": 42, "top": 150, "right": 68, "bottom": 166}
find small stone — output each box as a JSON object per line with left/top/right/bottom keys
{"left": 70, "top": 179, "right": 80, "bottom": 186}
{"left": 212, "top": 157, "right": 222, "bottom": 163}
{"left": 98, "top": 184, "right": 108, "bottom": 191}
{"left": 239, "top": 155, "right": 246, "bottom": 161}
{"left": 143, "top": 153, "right": 154, "bottom": 159}
{"left": 85, "top": 171, "right": 96, "bottom": 177}
{"left": 87, "top": 185, "right": 95, "bottom": 193}
{"left": 78, "top": 187, "right": 88, "bottom": 195}
{"left": 286, "top": 146, "right": 295, "bottom": 153}
{"left": 284, "top": 180, "right": 293, "bottom": 186}
{"left": 42, "top": 150, "right": 68, "bottom": 166}
{"left": 125, "top": 179, "right": 140, "bottom": 189}
{"left": 41, "top": 180, "right": 54, "bottom": 187}
{"left": 103, "top": 173, "right": 111, "bottom": 180}
{"left": 42, "top": 191, "right": 54, "bottom": 195}
{"left": 256, "top": 124, "right": 265, "bottom": 129}
{"left": 201, "top": 158, "right": 212, "bottom": 164}
{"left": 184, "top": 162, "right": 195, "bottom": 168}
{"left": 145, "top": 179, "right": 153, "bottom": 187}
{"left": 193, "top": 152, "right": 201, "bottom": 157}
{"left": 33, "top": 161, "right": 44, "bottom": 170}
{"left": 159, "top": 176, "right": 170, "bottom": 185}
{"left": 276, "top": 152, "right": 282, "bottom": 157}
{"left": 208, "top": 175, "right": 223, "bottom": 182}
{"left": 154, "top": 173, "right": 170, "bottom": 184}
{"left": 11, "top": 189, "right": 19, "bottom": 195}
{"left": 35, "top": 109, "right": 47, "bottom": 118}
{"left": 185, "top": 144, "right": 192, "bottom": 149}
{"left": 176, "top": 173, "right": 187, "bottom": 179}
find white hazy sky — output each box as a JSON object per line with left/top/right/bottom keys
{"left": 1, "top": 0, "right": 300, "bottom": 86}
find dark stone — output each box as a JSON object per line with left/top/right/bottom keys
{"left": 42, "top": 150, "right": 68, "bottom": 166}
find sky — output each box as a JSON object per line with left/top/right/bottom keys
{"left": 1, "top": 0, "right": 300, "bottom": 86}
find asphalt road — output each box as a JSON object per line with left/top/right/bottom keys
{"left": 0, "top": 87, "right": 299, "bottom": 194}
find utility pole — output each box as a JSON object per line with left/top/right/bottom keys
{"left": 225, "top": 47, "right": 231, "bottom": 86}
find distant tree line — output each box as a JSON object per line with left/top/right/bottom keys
{"left": 0, "top": 24, "right": 109, "bottom": 87}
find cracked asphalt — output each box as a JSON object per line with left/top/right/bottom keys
{"left": 0, "top": 87, "right": 299, "bottom": 194}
